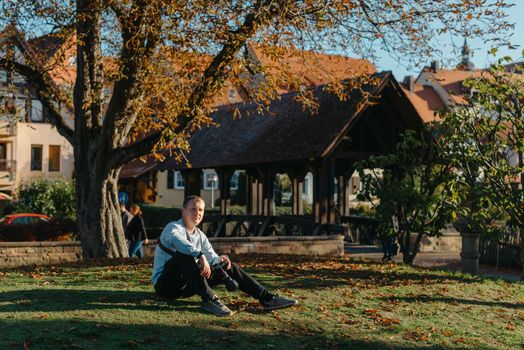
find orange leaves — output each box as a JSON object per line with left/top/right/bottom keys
{"left": 403, "top": 328, "right": 429, "bottom": 342}
{"left": 363, "top": 309, "right": 401, "bottom": 327}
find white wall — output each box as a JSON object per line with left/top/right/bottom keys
{"left": 14, "top": 123, "right": 74, "bottom": 186}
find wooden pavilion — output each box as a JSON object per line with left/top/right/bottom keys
{"left": 157, "top": 72, "right": 423, "bottom": 233}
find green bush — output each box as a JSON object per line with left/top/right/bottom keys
{"left": 14, "top": 177, "right": 76, "bottom": 221}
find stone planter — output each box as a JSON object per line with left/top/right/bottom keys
{"left": 454, "top": 217, "right": 480, "bottom": 275}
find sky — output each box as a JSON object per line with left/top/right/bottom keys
{"left": 375, "top": 1, "right": 524, "bottom": 80}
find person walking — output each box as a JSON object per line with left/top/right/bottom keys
{"left": 120, "top": 202, "right": 134, "bottom": 230}
{"left": 127, "top": 204, "right": 148, "bottom": 258}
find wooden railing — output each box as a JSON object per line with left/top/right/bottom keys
{"left": 340, "top": 215, "right": 379, "bottom": 244}
{"left": 200, "top": 214, "right": 337, "bottom": 237}
{"left": 147, "top": 214, "right": 378, "bottom": 242}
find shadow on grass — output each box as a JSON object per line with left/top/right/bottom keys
{"left": 0, "top": 289, "right": 202, "bottom": 314}
{"left": 245, "top": 265, "right": 480, "bottom": 291}
{"left": 379, "top": 295, "right": 524, "bottom": 310}
{"left": 0, "top": 318, "right": 499, "bottom": 350}
{"left": 1, "top": 254, "right": 484, "bottom": 295}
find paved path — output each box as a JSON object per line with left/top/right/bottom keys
{"left": 344, "top": 243, "right": 521, "bottom": 282}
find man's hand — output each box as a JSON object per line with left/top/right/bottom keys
{"left": 220, "top": 255, "right": 232, "bottom": 270}
{"left": 143, "top": 239, "right": 149, "bottom": 245}
{"left": 199, "top": 255, "right": 211, "bottom": 279}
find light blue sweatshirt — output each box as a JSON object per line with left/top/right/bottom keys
{"left": 151, "top": 219, "right": 221, "bottom": 285}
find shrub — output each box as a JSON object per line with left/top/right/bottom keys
{"left": 14, "top": 178, "right": 76, "bottom": 221}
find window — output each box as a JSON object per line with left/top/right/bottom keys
{"left": 302, "top": 177, "right": 309, "bottom": 195}
{"left": 31, "top": 145, "right": 42, "bottom": 171}
{"left": 14, "top": 98, "right": 27, "bottom": 120}
{"left": 175, "top": 171, "right": 185, "bottom": 189}
{"left": 167, "top": 170, "right": 185, "bottom": 189}
{"left": 30, "top": 99, "right": 44, "bottom": 122}
{"left": 48, "top": 145, "right": 60, "bottom": 172}
{"left": 203, "top": 170, "right": 218, "bottom": 190}
{"left": 230, "top": 171, "right": 239, "bottom": 190}
{"left": 351, "top": 176, "right": 360, "bottom": 195}
{"left": 11, "top": 217, "right": 29, "bottom": 224}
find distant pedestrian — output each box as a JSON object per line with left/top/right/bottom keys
{"left": 127, "top": 204, "right": 148, "bottom": 258}
{"left": 120, "top": 202, "right": 133, "bottom": 230}
{"left": 120, "top": 202, "right": 134, "bottom": 248}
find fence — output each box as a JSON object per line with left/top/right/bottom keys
{"left": 479, "top": 230, "right": 521, "bottom": 269}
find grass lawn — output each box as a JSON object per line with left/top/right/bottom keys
{"left": 0, "top": 255, "right": 523, "bottom": 350}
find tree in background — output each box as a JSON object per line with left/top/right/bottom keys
{"left": 357, "top": 128, "right": 456, "bottom": 264}
{"left": 0, "top": 1, "right": 513, "bottom": 258}
{"left": 440, "top": 55, "right": 524, "bottom": 276}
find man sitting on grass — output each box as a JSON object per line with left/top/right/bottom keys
{"left": 151, "top": 195, "right": 298, "bottom": 316}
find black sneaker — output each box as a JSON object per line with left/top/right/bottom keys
{"left": 201, "top": 295, "right": 234, "bottom": 317}
{"left": 261, "top": 295, "right": 298, "bottom": 311}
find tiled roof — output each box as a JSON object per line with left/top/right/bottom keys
{"left": 119, "top": 156, "right": 158, "bottom": 179}
{"left": 400, "top": 84, "right": 445, "bottom": 123}
{"left": 248, "top": 44, "right": 376, "bottom": 93}
{"left": 429, "top": 69, "right": 483, "bottom": 104}
{"left": 26, "top": 34, "right": 65, "bottom": 62}
{"left": 157, "top": 72, "right": 417, "bottom": 170}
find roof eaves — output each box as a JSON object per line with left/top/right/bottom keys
{"left": 320, "top": 71, "right": 391, "bottom": 159}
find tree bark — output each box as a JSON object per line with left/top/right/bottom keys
{"left": 402, "top": 232, "right": 424, "bottom": 265}
{"left": 520, "top": 226, "right": 524, "bottom": 280}
{"left": 76, "top": 165, "right": 128, "bottom": 259}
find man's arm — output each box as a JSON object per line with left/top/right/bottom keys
{"left": 200, "top": 233, "right": 222, "bottom": 265}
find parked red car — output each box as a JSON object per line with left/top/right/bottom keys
{"left": 0, "top": 213, "right": 52, "bottom": 225}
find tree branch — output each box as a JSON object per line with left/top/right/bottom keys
{"left": 107, "top": 131, "right": 162, "bottom": 170}
{"left": 0, "top": 58, "right": 75, "bottom": 144}
{"left": 105, "top": 1, "right": 285, "bottom": 170}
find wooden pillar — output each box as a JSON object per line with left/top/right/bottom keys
{"left": 291, "top": 176, "right": 303, "bottom": 215}
{"left": 181, "top": 169, "right": 201, "bottom": 198}
{"left": 218, "top": 168, "right": 234, "bottom": 215}
{"left": 246, "top": 171, "right": 263, "bottom": 215}
{"left": 262, "top": 168, "right": 275, "bottom": 216}
{"left": 336, "top": 163, "right": 355, "bottom": 216}
{"left": 313, "top": 159, "right": 336, "bottom": 225}
{"left": 289, "top": 167, "right": 307, "bottom": 216}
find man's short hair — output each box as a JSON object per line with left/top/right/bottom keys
{"left": 183, "top": 195, "right": 205, "bottom": 208}
{"left": 119, "top": 202, "right": 126, "bottom": 208}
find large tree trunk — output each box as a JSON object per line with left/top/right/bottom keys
{"left": 75, "top": 160, "right": 128, "bottom": 259}
{"left": 72, "top": 0, "right": 127, "bottom": 259}
{"left": 519, "top": 227, "right": 524, "bottom": 281}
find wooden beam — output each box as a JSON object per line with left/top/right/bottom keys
{"left": 181, "top": 169, "right": 201, "bottom": 198}
{"left": 217, "top": 168, "right": 234, "bottom": 216}
{"left": 262, "top": 168, "right": 275, "bottom": 216}
{"left": 313, "top": 159, "right": 336, "bottom": 225}
{"left": 291, "top": 176, "right": 303, "bottom": 215}
{"left": 287, "top": 166, "right": 308, "bottom": 216}
{"left": 246, "top": 171, "right": 263, "bottom": 215}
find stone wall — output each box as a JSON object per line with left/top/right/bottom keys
{"left": 0, "top": 235, "right": 344, "bottom": 269}
{"left": 0, "top": 241, "right": 82, "bottom": 268}
{"left": 410, "top": 226, "right": 462, "bottom": 253}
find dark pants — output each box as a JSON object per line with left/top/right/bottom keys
{"left": 154, "top": 251, "right": 268, "bottom": 302}
{"left": 129, "top": 240, "right": 144, "bottom": 258}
